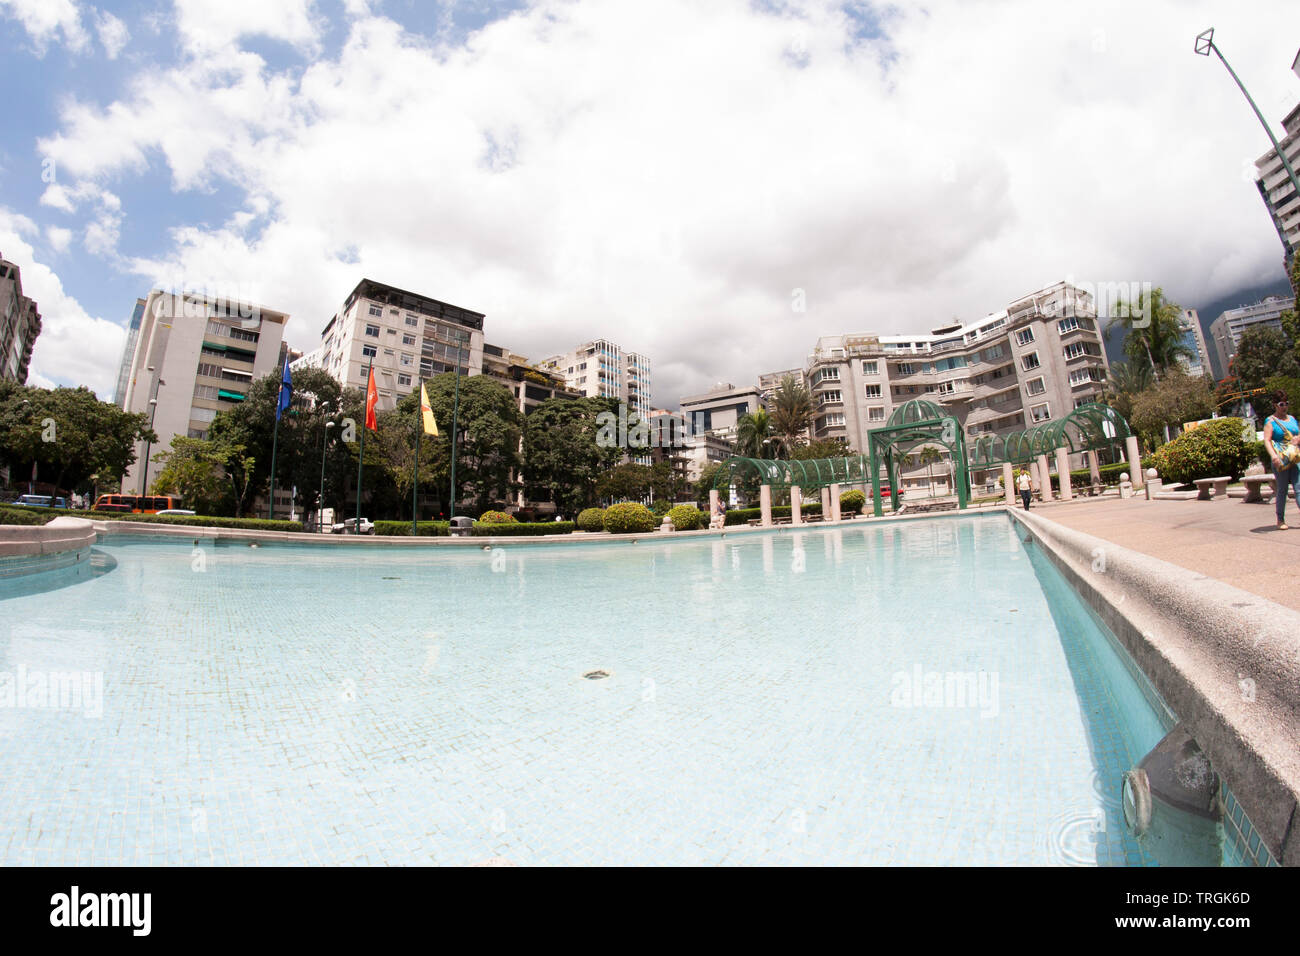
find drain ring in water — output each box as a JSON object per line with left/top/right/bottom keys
{"left": 582, "top": 669, "right": 611, "bottom": 680}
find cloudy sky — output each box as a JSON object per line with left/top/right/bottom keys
{"left": 2, "top": 0, "right": 1297, "bottom": 406}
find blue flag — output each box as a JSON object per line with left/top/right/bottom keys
{"left": 276, "top": 357, "right": 293, "bottom": 421}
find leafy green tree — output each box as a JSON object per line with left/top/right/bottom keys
{"left": 768, "top": 376, "right": 813, "bottom": 451}
{"left": 597, "top": 462, "right": 653, "bottom": 502}
{"left": 789, "top": 437, "right": 854, "bottom": 460}
{"left": 1277, "top": 255, "right": 1300, "bottom": 345}
{"left": 695, "top": 461, "right": 724, "bottom": 506}
{"left": 0, "top": 381, "right": 155, "bottom": 493}
{"left": 649, "top": 459, "right": 688, "bottom": 503}
{"left": 1233, "top": 326, "right": 1300, "bottom": 393}
{"left": 1259, "top": 375, "right": 1300, "bottom": 421}
{"left": 523, "top": 396, "right": 622, "bottom": 513}
{"left": 919, "top": 446, "right": 942, "bottom": 493}
{"left": 420, "top": 372, "right": 524, "bottom": 514}
{"left": 150, "top": 437, "right": 229, "bottom": 514}
{"left": 1129, "top": 367, "right": 1216, "bottom": 447}
{"left": 1104, "top": 361, "right": 1154, "bottom": 422}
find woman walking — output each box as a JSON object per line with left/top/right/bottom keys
{"left": 1265, "top": 390, "right": 1300, "bottom": 530}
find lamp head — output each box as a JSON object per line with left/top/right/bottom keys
{"left": 1194, "top": 28, "right": 1214, "bottom": 56}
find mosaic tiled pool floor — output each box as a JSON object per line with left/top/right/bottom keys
{"left": 0, "top": 516, "right": 1174, "bottom": 865}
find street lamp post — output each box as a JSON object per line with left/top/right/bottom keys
{"left": 1195, "top": 28, "right": 1300, "bottom": 205}
{"left": 141, "top": 398, "right": 159, "bottom": 495}
{"left": 319, "top": 419, "right": 336, "bottom": 533}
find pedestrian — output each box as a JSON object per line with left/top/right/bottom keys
{"left": 1017, "top": 469, "right": 1032, "bottom": 510}
{"left": 1265, "top": 390, "right": 1300, "bottom": 530}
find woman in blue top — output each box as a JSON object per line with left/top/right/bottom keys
{"left": 1265, "top": 389, "right": 1300, "bottom": 530}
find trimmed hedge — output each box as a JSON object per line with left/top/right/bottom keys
{"left": 0, "top": 505, "right": 48, "bottom": 526}
{"left": 374, "top": 521, "right": 451, "bottom": 537}
{"left": 477, "top": 510, "right": 516, "bottom": 524}
{"left": 840, "top": 489, "right": 866, "bottom": 514}
{"left": 576, "top": 507, "right": 606, "bottom": 532}
{"left": 723, "top": 503, "right": 822, "bottom": 526}
{"left": 667, "top": 504, "right": 702, "bottom": 531}
{"left": 1147, "top": 418, "right": 1254, "bottom": 486}
{"left": 115, "top": 514, "right": 305, "bottom": 532}
{"left": 470, "top": 521, "right": 574, "bottom": 536}
{"left": 603, "top": 502, "right": 657, "bottom": 534}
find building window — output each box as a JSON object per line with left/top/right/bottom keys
{"left": 405, "top": 314, "right": 419, "bottom": 326}
{"left": 1057, "top": 316, "right": 1080, "bottom": 334}
{"left": 1026, "top": 377, "right": 1046, "bottom": 396}
{"left": 820, "top": 389, "right": 842, "bottom": 405}
{"left": 190, "top": 406, "right": 217, "bottom": 423}
{"left": 362, "top": 346, "right": 377, "bottom": 358}
{"left": 982, "top": 344, "right": 1004, "bottom": 362}
{"left": 1016, "top": 328, "right": 1035, "bottom": 346}
{"left": 368, "top": 305, "right": 382, "bottom": 317}
{"left": 1074, "top": 395, "right": 1097, "bottom": 409}
{"left": 397, "top": 374, "right": 411, "bottom": 387}
{"left": 402, "top": 334, "right": 416, "bottom": 346}
{"left": 1021, "top": 351, "right": 1040, "bottom": 371}
{"left": 400, "top": 353, "right": 412, "bottom": 366}
{"left": 1063, "top": 341, "right": 1100, "bottom": 360}
{"left": 1030, "top": 402, "right": 1051, "bottom": 423}
{"left": 193, "top": 384, "right": 219, "bottom": 401}
{"left": 865, "top": 383, "right": 882, "bottom": 399}
{"left": 898, "top": 362, "right": 917, "bottom": 375}
{"left": 863, "top": 360, "right": 878, "bottom": 375}
{"left": 365, "top": 324, "right": 380, "bottom": 338}
{"left": 868, "top": 406, "right": 885, "bottom": 422}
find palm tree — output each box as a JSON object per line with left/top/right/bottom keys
{"left": 735, "top": 408, "right": 777, "bottom": 459}
{"left": 919, "top": 446, "right": 942, "bottom": 496}
{"left": 1109, "top": 287, "right": 1192, "bottom": 379}
{"left": 768, "top": 375, "right": 814, "bottom": 452}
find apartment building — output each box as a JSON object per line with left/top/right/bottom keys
{"left": 116, "top": 289, "right": 289, "bottom": 493}
{"left": 113, "top": 299, "right": 146, "bottom": 404}
{"left": 0, "top": 254, "right": 41, "bottom": 385}
{"left": 536, "top": 339, "right": 652, "bottom": 420}
{"left": 312, "top": 279, "right": 485, "bottom": 411}
{"left": 793, "top": 281, "right": 1108, "bottom": 490}
{"left": 1208, "top": 295, "right": 1296, "bottom": 378}
{"left": 1254, "top": 99, "right": 1300, "bottom": 264}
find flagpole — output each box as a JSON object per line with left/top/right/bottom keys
{"left": 356, "top": 354, "right": 373, "bottom": 533}
{"left": 448, "top": 351, "right": 461, "bottom": 522}
{"left": 268, "top": 411, "right": 281, "bottom": 520}
{"left": 412, "top": 377, "right": 420, "bottom": 536}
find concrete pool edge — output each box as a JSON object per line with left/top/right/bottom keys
{"left": 0, "top": 516, "right": 96, "bottom": 576}
{"left": 1011, "top": 507, "right": 1300, "bottom": 866}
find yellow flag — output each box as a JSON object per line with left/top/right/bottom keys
{"left": 420, "top": 382, "right": 439, "bottom": 436}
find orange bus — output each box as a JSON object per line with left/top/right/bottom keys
{"left": 92, "top": 494, "right": 184, "bottom": 514}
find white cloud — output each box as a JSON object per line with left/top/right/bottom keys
{"left": 0, "top": 0, "right": 90, "bottom": 54}
{"left": 0, "top": 208, "right": 125, "bottom": 397}
{"left": 46, "top": 226, "right": 73, "bottom": 252}
{"left": 21, "top": 0, "right": 1300, "bottom": 406}
{"left": 94, "top": 8, "right": 128, "bottom": 59}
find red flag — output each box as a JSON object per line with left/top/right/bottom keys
{"left": 365, "top": 366, "right": 378, "bottom": 430}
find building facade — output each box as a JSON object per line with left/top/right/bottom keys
{"left": 117, "top": 289, "right": 289, "bottom": 493}
{"left": 0, "top": 254, "right": 41, "bottom": 385}
{"left": 1208, "top": 295, "right": 1296, "bottom": 378}
{"left": 1254, "top": 100, "right": 1300, "bottom": 265}
{"left": 789, "top": 281, "right": 1109, "bottom": 491}
{"left": 537, "top": 339, "right": 652, "bottom": 420}
{"left": 678, "top": 382, "right": 762, "bottom": 440}
{"left": 1177, "top": 308, "right": 1210, "bottom": 379}
{"left": 312, "top": 279, "right": 485, "bottom": 412}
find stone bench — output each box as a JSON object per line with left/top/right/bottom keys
{"left": 1242, "top": 475, "right": 1275, "bottom": 503}
{"left": 1193, "top": 476, "right": 1231, "bottom": 500}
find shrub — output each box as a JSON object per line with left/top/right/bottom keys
{"left": 477, "top": 510, "right": 516, "bottom": 524}
{"left": 649, "top": 499, "right": 672, "bottom": 518}
{"left": 117, "top": 514, "right": 304, "bottom": 532}
{"left": 470, "top": 521, "right": 574, "bottom": 536}
{"left": 576, "top": 507, "right": 606, "bottom": 532}
{"left": 1146, "top": 417, "right": 1254, "bottom": 486}
{"left": 373, "top": 521, "right": 450, "bottom": 536}
{"left": 667, "top": 504, "right": 702, "bottom": 531}
{"left": 0, "top": 506, "right": 48, "bottom": 526}
{"left": 839, "top": 489, "right": 866, "bottom": 514}
{"left": 603, "top": 502, "right": 657, "bottom": 534}
{"left": 722, "top": 503, "right": 822, "bottom": 526}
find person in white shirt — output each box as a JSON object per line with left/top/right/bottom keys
{"left": 1016, "top": 470, "right": 1032, "bottom": 510}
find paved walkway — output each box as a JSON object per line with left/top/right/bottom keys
{"left": 1025, "top": 492, "right": 1300, "bottom": 612}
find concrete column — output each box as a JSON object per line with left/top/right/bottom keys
{"left": 760, "top": 484, "right": 773, "bottom": 528}
{"left": 1036, "top": 453, "right": 1053, "bottom": 501}
{"left": 1002, "top": 462, "right": 1015, "bottom": 506}
{"left": 790, "top": 486, "right": 803, "bottom": 526}
{"left": 821, "top": 486, "right": 831, "bottom": 518}
{"left": 709, "top": 489, "right": 720, "bottom": 528}
{"left": 830, "top": 482, "right": 842, "bottom": 522}
{"left": 1055, "top": 446, "right": 1072, "bottom": 501}
{"left": 1088, "top": 449, "right": 1102, "bottom": 487}
{"left": 1125, "top": 436, "right": 1142, "bottom": 487}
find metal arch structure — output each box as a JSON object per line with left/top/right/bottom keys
{"left": 711, "top": 454, "right": 876, "bottom": 495}
{"left": 866, "top": 399, "right": 969, "bottom": 517}
{"left": 967, "top": 402, "right": 1132, "bottom": 468}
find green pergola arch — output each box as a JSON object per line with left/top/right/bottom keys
{"left": 968, "top": 402, "right": 1131, "bottom": 468}
{"left": 711, "top": 454, "right": 876, "bottom": 494}
{"left": 865, "top": 399, "right": 968, "bottom": 517}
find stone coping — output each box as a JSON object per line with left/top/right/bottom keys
{"left": 1013, "top": 508, "right": 1300, "bottom": 866}
{"left": 92, "top": 508, "right": 1002, "bottom": 548}
{"left": 0, "top": 516, "right": 97, "bottom": 558}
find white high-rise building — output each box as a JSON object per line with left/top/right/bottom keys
{"left": 1254, "top": 99, "right": 1300, "bottom": 265}
{"left": 116, "top": 289, "right": 289, "bottom": 493}
{"left": 536, "top": 339, "right": 652, "bottom": 418}
{"left": 1209, "top": 295, "right": 1297, "bottom": 378}
{"left": 311, "top": 278, "right": 485, "bottom": 411}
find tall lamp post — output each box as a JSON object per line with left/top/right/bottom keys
{"left": 319, "top": 419, "right": 336, "bottom": 533}
{"left": 140, "top": 397, "right": 159, "bottom": 495}
{"left": 1195, "top": 28, "right": 1300, "bottom": 203}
